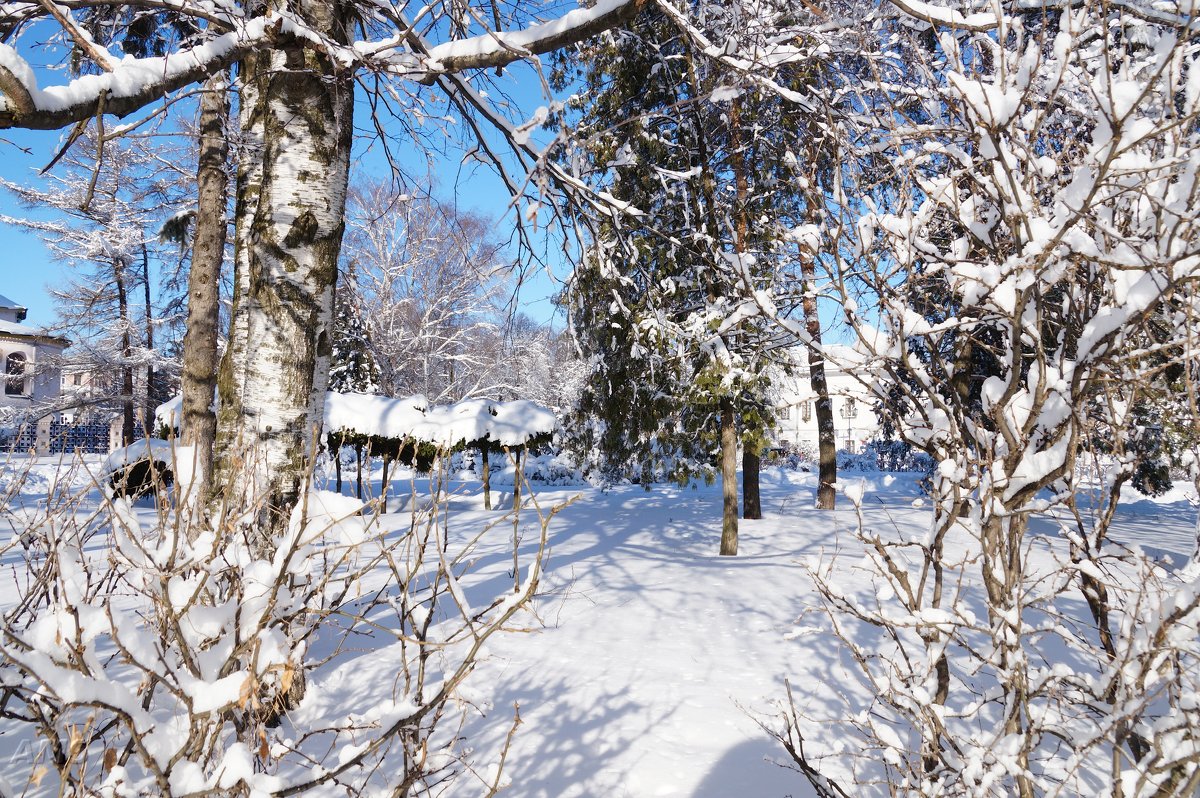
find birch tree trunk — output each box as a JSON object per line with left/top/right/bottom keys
{"left": 181, "top": 72, "right": 229, "bottom": 496}
{"left": 211, "top": 9, "right": 353, "bottom": 546}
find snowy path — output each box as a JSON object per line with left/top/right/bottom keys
{"left": 463, "top": 473, "right": 903, "bottom": 798}
{"left": 460, "top": 470, "right": 1197, "bottom": 797}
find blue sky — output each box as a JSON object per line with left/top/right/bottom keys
{"left": 0, "top": 127, "right": 78, "bottom": 326}
{"left": 0, "top": 62, "right": 571, "bottom": 334}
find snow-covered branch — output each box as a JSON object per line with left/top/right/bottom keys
{"left": 0, "top": 0, "right": 647, "bottom": 130}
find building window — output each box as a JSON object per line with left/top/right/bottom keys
{"left": 840, "top": 397, "right": 858, "bottom": 419}
{"left": 778, "top": 404, "right": 790, "bottom": 420}
{"left": 6, "top": 352, "right": 27, "bottom": 396}
{"left": 800, "top": 401, "right": 812, "bottom": 422}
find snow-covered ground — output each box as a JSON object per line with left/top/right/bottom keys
{"left": 1, "top": 454, "right": 1196, "bottom": 796}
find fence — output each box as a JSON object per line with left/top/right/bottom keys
{"left": 6, "top": 419, "right": 140, "bottom": 455}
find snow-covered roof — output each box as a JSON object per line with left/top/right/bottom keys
{"left": 0, "top": 318, "right": 68, "bottom": 346}
{"left": 325, "top": 392, "right": 556, "bottom": 447}
{"left": 0, "top": 294, "right": 25, "bottom": 311}
{"left": 823, "top": 343, "right": 870, "bottom": 368}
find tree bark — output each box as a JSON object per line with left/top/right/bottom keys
{"left": 720, "top": 397, "right": 738, "bottom": 556}
{"left": 355, "top": 441, "right": 364, "bottom": 499}
{"left": 800, "top": 244, "right": 836, "bottom": 510}
{"left": 742, "top": 443, "right": 761, "bottom": 519}
{"left": 115, "top": 259, "right": 135, "bottom": 446}
{"left": 141, "top": 242, "right": 157, "bottom": 430}
{"left": 512, "top": 446, "right": 522, "bottom": 509}
{"left": 211, "top": 23, "right": 354, "bottom": 547}
{"left": 481, "top": 445, "right": 491, "bottom": 510}
{"left": 181, "top": 72, "right": 229, "bottom": 497}
{"left": 380, "top": 453, "right": 390, "bottom": 513}
{"left": 730, "top": 99, "right": 761, "bottom": 523}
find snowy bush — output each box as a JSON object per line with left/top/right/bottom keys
{"left": 0, "top": 445, "right": 558, "bottom": 795}
{"left": 862, "top": 440, "right": 934, "bottom": 474}
{"left": 101, "top": 439, "right": 175, "bottom": 500}
{"left": 490, "top": 451, "right": 585, "bottom": 487}
{"left": 731, "top": 0, "right": 1200, "bottom": 793}
{"left": 834, "top": 449, "right": 878, "bottom": 473}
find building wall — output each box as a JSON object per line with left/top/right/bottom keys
{"left": 771, "top": 355, "right": 879, "bottom": 454}
{"left": 0, "top": 335, "right": 66, "bottom": 412}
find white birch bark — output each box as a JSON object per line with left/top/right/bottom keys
{"left": 212, "top": 3, "right": 353, "bottom": 540}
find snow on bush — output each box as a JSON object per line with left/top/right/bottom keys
{"left": 453, "top": 448, "right": 584, "bottom": 486}
{"left": 496, "top": 452, "right": 585, "bottom": 487}
{"left": 717, "top": 0, "right": 1200, "bottom": 793}
{"left": 0, "top": 442, "right": 558, "bottom": 795}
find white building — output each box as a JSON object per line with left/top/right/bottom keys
{"left": 770, "top": 345, "right": 880, "bottom": 454}
{"left": 0, "top": 294, "right": 69, "bottom": 451}
{"left": 0, "top": 294, "right": 68, "bottom": 410}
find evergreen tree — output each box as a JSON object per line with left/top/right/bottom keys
{"left": 328, "top": 288, "right": 381, "bottom": 395}
{"left": 555, "top": 5, "right": 821, "bottom": 549}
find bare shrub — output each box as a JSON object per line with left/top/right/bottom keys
{"left": 0, "top": 447, "right": 559, "bottom": 795}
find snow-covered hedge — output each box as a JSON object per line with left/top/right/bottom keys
{"left": 324, "top": 392, "right": 555, "bottom": 449}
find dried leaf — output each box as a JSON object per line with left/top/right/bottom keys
{"left": 29, "top": 766, "right": 48, "bottom": 788}
{"left": 102, "top": 747, "right": 117, "bottom": 772}
{"left": 280, "top": 662, "right": 294, "bottom": 697}
{"left": 238, "top": 675, "right": 254, "bottom": 710}
{"left": 257, "top": 728, "right": 269, "bottom": 761}
{"left": 68, "top": 724, "right": 84, "bottom": 755}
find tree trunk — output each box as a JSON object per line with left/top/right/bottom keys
{"left": 729, "top": 99, "right": 762, "bottom": 524}
{"left": 800, "top": 243, "right": 836, "bottom": 510}
{"left": 380, "top": 454, "right": 389, "bottom": 513}
{"left": 481, "top": 445, "right": 491, "bottom": 510}
{"left": 720, "top": 398, "right": 738, "bottom": 556}
{"left": 115, "top": 259, "right": 135, "bottom": 446}
{"left": 211, "top": 26, "right": 354, "bottom": 547}
{"left": 742, "top": 442, "right": 761, "bottom": 519}
{"left": 355, "top": 441, "right": 363, "bottom": 499}
{"left": 1193, "top": 472, "right": 1200, "bottom": 567}
{"left": 181, "top": 72, "right": 229, "bottom": 496}
{"left": 512, "top": 446, "right": 522, "bottom": 509}
{"left": 980, "top": 511, "right": 1034, "bottom": 798}
{"left": 141, "top": 242, "right": 156, "bottom": 431}
{"left": 334, "top": 445, "right": 342, "bottom": 493}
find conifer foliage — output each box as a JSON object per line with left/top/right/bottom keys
{"left": 328, "top": 286, "right": 381, "bottom": 396}
{"left": 555, "top": 7, "right": 789, "bottom": 549}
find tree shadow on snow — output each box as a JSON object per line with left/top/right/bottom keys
{"left": 689, "top": 738, "right": 817, "bottom": 798}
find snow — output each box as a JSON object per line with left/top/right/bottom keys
{"left": 0, "top": 24, "right": 267, "bottom": 114}
{"left": 324, "top": 391, "right": 556, "bottom": 447}
{"left": 100, "top": 438, "right": 174, "bottom": 477}
{"left": 422, "top": 0, "right": 634, "bottom": 67}
{"left": 153, "top": 394, "right": 183, "bottom": 430}
{"left": 155, "top": 390, "right": 556, "bottom": 449}
{"left": 0, "top": 318, "right": 65, "bottom": 340}
{"left": 2, "top": 455, "right": 1194, "bottom": 795}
